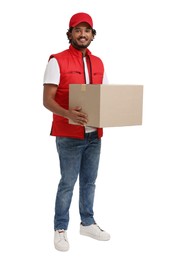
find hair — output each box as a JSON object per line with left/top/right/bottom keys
{"left": 66, "top": 27, "right": 96, "bottom": 43}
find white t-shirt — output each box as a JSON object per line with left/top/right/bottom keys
{"left": 43, "top": 57, "right": 108, "bottom": 133}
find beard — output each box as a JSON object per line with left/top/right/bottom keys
{"left": 71, "top": 37, "right": 92, "bottom": 50}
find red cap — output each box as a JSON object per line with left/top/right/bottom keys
{"left": 69, "top": 12, "right": 93, "bottom": 28}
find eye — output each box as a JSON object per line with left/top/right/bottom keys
{"left": 85, "top": 29, "right": 92, "bottom": 33}
{"left": 74, "top": 28, "right": 80, "bottom": 33}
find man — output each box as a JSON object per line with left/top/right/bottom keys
{"left": 43, "top": 12, "right": 110, "bottom": 252}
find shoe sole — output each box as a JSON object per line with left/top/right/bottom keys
{"left": 54, "top": 245, "right": 69, "bottom": 252}
{"left": 80, "top": 230, "right": 110, "bottom": 241}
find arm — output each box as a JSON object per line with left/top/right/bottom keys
{"left": 43, "top": 84, "right": 88, "bottom": 126}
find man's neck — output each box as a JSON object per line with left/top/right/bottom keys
{"left": 71, "top": 43, "right": 87, "bottom": 56}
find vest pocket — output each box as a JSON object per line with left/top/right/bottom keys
{"left": 93, "top": 72, "right": 103, "bottom": 82}
{"left": 64, "top": 71, "right": 82, "bottom": 74}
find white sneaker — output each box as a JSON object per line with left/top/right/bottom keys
{"left": 54, "top": 230, "right": 69, "bottom": 251}
{"left": 80, "top": 223, "right": 110, "bottom": 241}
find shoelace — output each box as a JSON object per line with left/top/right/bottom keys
{"left": 58, "top": 230, "right": 68, "bottom": 241}
{"left": 96, "top": 225, "right": 104, "bottom": 232}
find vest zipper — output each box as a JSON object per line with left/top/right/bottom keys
{"left": 82, "top": 55, "right": 87, "bottom": 83}
{"left": 87, "top": 56, "right": 93, "bottom": 84}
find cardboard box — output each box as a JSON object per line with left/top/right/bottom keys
{"left": 69, "top": 84, "right": 143, "bottom": 127}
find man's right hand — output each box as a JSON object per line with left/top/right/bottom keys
{"left": 67, "top": 106, "right": 88, "bottom": 126}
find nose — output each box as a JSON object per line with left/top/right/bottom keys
{"left": 80, "top": 29, "right": 86, "bottom": 36}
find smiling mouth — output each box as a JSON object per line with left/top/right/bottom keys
{"left": 78, "top": 38, "right": 87, "bottom": 42}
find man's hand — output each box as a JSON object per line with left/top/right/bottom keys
{"left": 67, "top": 106, "right": 88, "bottom": 126}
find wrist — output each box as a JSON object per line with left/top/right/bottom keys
{"left": 63, "top": 109, "right": 70, "bottom": 119}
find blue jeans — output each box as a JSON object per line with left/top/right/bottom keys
{"left": 54, "top": 131, "right": 101, "bottom": 230}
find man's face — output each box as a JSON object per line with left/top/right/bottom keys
{"left": 69, "top": 22, "right": 94, "bottom": 50}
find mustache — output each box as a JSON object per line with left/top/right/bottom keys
{"left": 78, "top": 36, "right": 87, "bottom": 40}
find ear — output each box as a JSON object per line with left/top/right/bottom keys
{"left": 66, "top": 31, "right": 72, "bottom": 40}
{"left": 69, "top": 32, "right": 72, "bottom": 39}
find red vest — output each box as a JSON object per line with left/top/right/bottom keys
{"left": 49, "top": 44, "right": 104, "bottom": 139}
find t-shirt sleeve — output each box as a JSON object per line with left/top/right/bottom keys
{"left": 43, "top": 58, "right": 60, "bottom": 85}
{"left": 102, "top": 70, "right": 109, "bottom": 84}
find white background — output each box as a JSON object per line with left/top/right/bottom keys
{"left": 0, "top": 0, "right": 173, "bottom": 259}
